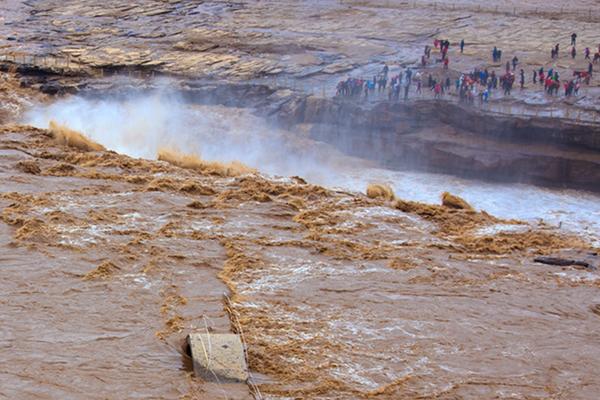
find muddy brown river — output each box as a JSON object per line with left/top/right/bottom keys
{"left": 2, "top": 96, "right": 600, "bottom": 399}
{"left": 1, "top": 0, "right": 600, "bottom": 397}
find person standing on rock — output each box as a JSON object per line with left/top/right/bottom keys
{"left": 505, "top": 61, "right": 511, "bottom": 73}
{"left": 533, "top": 69, "right": 537, "bottom": 84}
{"left": 443, "top": 57, "right": 449, "bottom": 70}
{"left": 434, "top": 82, "right": 442, "bottom": 99}
{"left": 585, "top": 47, "right": 591, "bottom": 60}
{"left": 520, "top": 69, "right": 525, "bottom": 89}
{"left": 571, "top": 46, "right": 577, "bottom": 59}
{"left": 512, "top": 56, "right": 519, "bottom": 71}
{"left": 571, "top": 32, "right": 577, "bottom": 46}
{"left": 460, "top": 39, "right": 465, "bottom": 53}
{"left": 589, "top": 62, "right": 594, "bottom": 78}
{"left": 539, "top": 67, "right": 545, "bottom": 85}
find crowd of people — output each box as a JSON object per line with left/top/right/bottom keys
{"left": 334, "top": 33, "right": 599, "bottom": 104}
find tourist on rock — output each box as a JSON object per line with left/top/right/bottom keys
{"left": 555, "top": 43, "right": 560, "bottom": 58}
{"left": 445, "top": 77, "right": 451, "bottom": 92}
{"left": 443, "top": 57, "right": 449, "bottom": 69}
{"left": 506, "top": 61, "right": 510, "bottom": 72}
{"left": 394, "top": 81, "right": 401, "bottom": 100}
{"left": 512, "top": 56, "right": 519, "bottom": 71}
{"left": 533, "top": 70, "right": 537, "bottom": 84}
{"left": 434, "top": 82, "right": 442, "bottom": 98}
{"left": 520, "top": 69, "right": 525, "bottom": 88}
{"left": 460, "top": 39, "right": 465, "bottom": 53}
{"left": 589, "top": 62, "right": 593, "bottom": 77}
{"left": 539, "top": 67, "right": 545, "bottom": 84}
{"left": 571, "top": 46, "right": 576, "bottom": 59}
{"left": 585, "top": 47, "right": 591, "bottom": 60}
{"left": 571, "top": 32, "right": 577, "bottom": 46}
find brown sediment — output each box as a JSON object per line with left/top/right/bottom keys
{"left": 44, "top": 161, "right": 77, "bottom": 176}
{"left": 213, "top": 176, "right": 329, "bottom": 207}
{"left": 366, "top": 183, "right": 395, "bottom": 201}
{"left": 48, "top": 120, "right": 105, "bottom": 152}
{"left": 178, "top": 182, "right": 216, "bottom": 196}
{"left": 441, "top": 191, "right": 473, "bottom": 211}
{"left": 83, "top": 260, "right": 121, "bottom": 280}
{"left": 394, "top": 197, "right": 588, "bottom": 255}
{"left": 156, "top": 315, "right": 185, "bottom": 340}
{"left": 455, "top": 229, "right": 589, "bottom": 255}
{"left": 186, "top": 200, "right": 207, "bottom": 209}
{"left": 388, "top": 257, "right": 419, "bottom": 271}
{"left": 394, "top": 198, "right": 500, "bottom": 236}
{"left": 14, "top": 218, "right": 55, "bottom": 242}
{"left": 157, "top": 147, "right": 256, "bottom": 177}
{"left": 280, "top": 194, "right": 306, "bottom": 211}
{"left": 15, "top": 159, "right": 41, "bottom": 174}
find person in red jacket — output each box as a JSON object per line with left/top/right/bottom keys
{"left": 434, "top": 82, "right": 442, "bottom": 98}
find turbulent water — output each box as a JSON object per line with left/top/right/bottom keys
{"left": 25, "top": 95, "right": 600, "bottom": 245}
{"left": 2, "top": 94, "right": 597, "bottom": 399}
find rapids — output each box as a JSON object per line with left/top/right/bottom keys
{"left": 24, "top": 95, "right": 600, "bottom": 245}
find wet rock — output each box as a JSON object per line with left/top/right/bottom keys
{"left": 534, "top": 256, "right": 595, "bottom": 270}
{"left": 187, "top": 333, "right": 248, "bottom": 382}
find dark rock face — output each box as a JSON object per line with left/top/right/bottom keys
{"left": 280, "top": 96, "right": 600, "bottom": 192}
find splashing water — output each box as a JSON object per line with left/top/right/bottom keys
{"left": 24, "top": 93, "right": 600, "bottom": 245}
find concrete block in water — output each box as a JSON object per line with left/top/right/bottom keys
{"left": 187, "top": 333, "right": 248, "bottom": 382}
